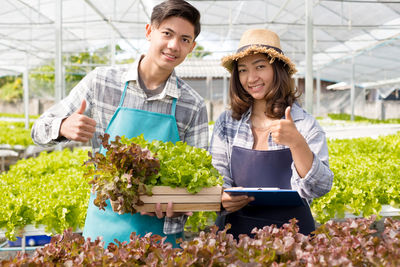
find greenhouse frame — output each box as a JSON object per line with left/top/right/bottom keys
{"left": 0, "top": 0, "right": 399, "bottom": 122}
{"left": 1, "top": 1, "right": 400, "bottom": 264}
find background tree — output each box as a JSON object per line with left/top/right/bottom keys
{"left": 0, "top": 43, "right": 209, "bottom": 102}
{"left": 187, "top": 45, "right": 212, "bottom": 59}
{"left": 0, "top": 76, "right": 22, "bottom": 102}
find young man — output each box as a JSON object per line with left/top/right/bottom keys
{"left": 31, "top": 0, "right": 208, "bottom": 247}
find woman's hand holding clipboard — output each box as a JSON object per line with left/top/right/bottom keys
{"left": 221, "top": 187, "right": 255, "bottom": 212}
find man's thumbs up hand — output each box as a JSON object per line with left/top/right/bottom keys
{"left": 59, "top": 99, "right": 96, "bottom": 142}
{"left": 76, "top": 99, "right": 87, "bottom": 115}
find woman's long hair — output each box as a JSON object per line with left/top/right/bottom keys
{"left": 229, "top": 56, "right": 301, "bottom": 120}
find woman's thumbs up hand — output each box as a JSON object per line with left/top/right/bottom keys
{"left": 269, "top": 106, "right": 302, "bottom": 148}
{"left": 59, "top": 99, "right": 96, "bottom": 142}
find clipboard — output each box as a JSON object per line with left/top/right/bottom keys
{"left": 224, "top": 187, "right": 306, "bottom": 207}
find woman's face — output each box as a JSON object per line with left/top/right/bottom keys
{"left": 237, "top": 53, "right": 274, "bottom": 100}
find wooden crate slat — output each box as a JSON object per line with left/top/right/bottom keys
{"left": 148, "top": 186, "right": 222, "bottom": 195}
{"left": 135, "top": 203, "right": 221, "bottom": 212}
{"left": 140, "top": 194, "right": 221, "bottom": 203}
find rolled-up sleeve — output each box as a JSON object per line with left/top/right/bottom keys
{"left": 291, "top": 128, "right": 333, "bottom": 201}
{"left": 164, "top": 216, "right": 188, "bottom": 235}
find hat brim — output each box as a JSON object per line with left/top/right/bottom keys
{"left": 221, "top": 46, "right": 297, "bottom": 75}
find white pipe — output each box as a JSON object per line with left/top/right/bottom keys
{"left": 305, "top": 0, "right": 314, "bottom": 114}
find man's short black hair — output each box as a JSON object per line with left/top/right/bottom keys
{"left": 151, "top": 0, "right": 201, "bottom": 39}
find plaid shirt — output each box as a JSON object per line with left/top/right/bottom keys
{"left": 31, "top": 58, "right": 209, "bottom": 235}
{"left": 209, "top": 102, "right": 333, "bottom": 204}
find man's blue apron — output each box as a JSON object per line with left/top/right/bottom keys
{"left": 222, "top": 133, "right": 315, "bottom": 239}
{"left": 83, "top": 81, "right": 182, "bottom": 247}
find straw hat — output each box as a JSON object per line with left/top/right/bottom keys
{"left": 221, "top": 29, "right": 297, "bottom": 75}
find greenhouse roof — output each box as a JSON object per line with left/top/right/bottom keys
{"left": 176, "top": 59, "right": 230, "bottom": 78}
{"left": 1, "top": 0, "right": 400, "bottom": 89}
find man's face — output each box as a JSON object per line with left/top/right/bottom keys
{"left": 146, "top": 16, "right": 196, "bottom": 72}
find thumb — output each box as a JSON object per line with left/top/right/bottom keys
{"left": 285, "top": 106, "right": 293, "bottom": 121}
{"left": 75, "top": 99, "right": 86, "bottom": 114}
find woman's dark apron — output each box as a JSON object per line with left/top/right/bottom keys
{"left": 83, "top": 81, "right": 182, "bottom": 247}
{"left": 224, "top": 146, "right": 315, "bottom": 238}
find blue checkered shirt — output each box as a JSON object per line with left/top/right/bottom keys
{"left": 31, "top": 58, "right": 209, "bottom": 235}
{"left": 209, "top": 102, "right": 333, "bottom": 204}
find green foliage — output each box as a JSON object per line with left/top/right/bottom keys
{"left": 311, "top": 132, "right": 400, "bottom": 223}
{"left": 29, "top": 64, "right": 56, "bottom": 98}
{"left": 86, "top": 134, "right": 222, "bottom": 210}
{"left": 85, "top": 134, "right": 223, "bottom": 230}
{"left": 328, "top": 113, "right": 400, "bottom": 124}
{"left": 3, "top": 217, "right": 400, "bottom": 266}
{"left": 29, "top": 44, "right": 133, "bottom": 97}
{"left": 0, "top": 133, "right": 222, "bottom": 240}
{"left": 121, "top": 135, "right": 223, "bottom": 192}
{"left": 187, "top": 44, "right": 212, "bottom": 59}
{"left": 117, "top": 57, "right": 135, "bottom": 64}
{"left": 0, "top": 75, "right": 18, "bottom": 88}
{"left": 123, "top": 135, "right": 223, "bottom": 231}
{"left": 0, "top": 113, "right": 39, "bottom": 119}
{"left": 84, "top": 134, "right": 160, "bottom": 214}
{"left": 185, "top": 211, "right": 217, "bottom": 233}
{"left": 0, "top": 76, "right": 23, "bottom": 102}
{"left": 0, "top": 148, "right": 90, "bottom": 241}
{"left": 0, "top": 121, "right": 34, "bottom": 146}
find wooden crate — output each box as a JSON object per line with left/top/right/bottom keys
{"left": 135, "top": 186, "right": 222, "bottom": 212}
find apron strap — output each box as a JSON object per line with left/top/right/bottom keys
{"left": 118, "top": 81, "right": 129, "bottom": 107}
{"left": 171, "top": 98, "right": 177, "bottom": 116}
{"left": 170, "top": 77, "right": 180, "bottom": 116}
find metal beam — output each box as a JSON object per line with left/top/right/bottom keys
{"left": 15, "top": 0, "right": 53, "bottom": 23}
{"left": 316, "top": 70, "right": 321, "bottom": 116}
{"left": 23, "top": 54, "right": 29, "bottom": 129}
{"left": 350, "top": 56, "right": 355, "bottom": 121}
{"left": 317, "top": 29, "right": 400, "bottom": 70}
{"left": 361, "top": 77, "right": 400, "bottom": 89}
{"left": 6, "top": 0, "right": 35, "bottom": 23}
{"left": 223, "top": 76, "right": 228, "bottom": 108}
{"left": 55, "top": 0, "right": 64, "bottom": 102}
{"left": 0, "top": 67, "right": 21, "bottom": 74}
{"left": 139, "top": 0, "right": 151, "bottom": 21}
{"left": 84, "top": 0, "right": 139, "bottom": 53}
{"left": 305, "top": 0, "right": 313, "bottom": 114}
{"left": 110, "top": 0, "right": 117, "bottom": 65}
{"left": 268, "top": 0, "right": 292, "bottom": 23}
{"left": 119, "top": 0, "right": 139, "bottom": 21}
{"left": 0, "top": 42, "right": 48, "bottom": 59}
{"left": 222, "top": 1, "right": 245, "bottom": 44}
{"left": 0, "top": 33, "right": 49, "bottom": 55}
{"left": 16, "top": 0, "right": 84, "bottom": 42}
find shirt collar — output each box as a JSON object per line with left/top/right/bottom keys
{"left": 122, "top": 54, "right": 181, "bottom": 99}
{"left": 162, "top": 70, "right": 181, "bottom": 99}
{"left": 122, "top": 56, "right": 141, "bottom": 83}
{"left": 243, "top": 107, "right": 252, "bottom": 123}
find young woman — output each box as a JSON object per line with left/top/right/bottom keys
{"left": 210, "top": 29, "right": 334, "bottom": 238}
